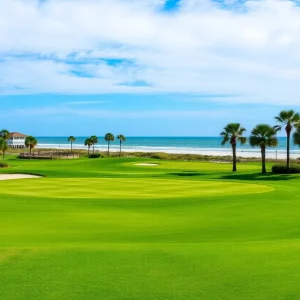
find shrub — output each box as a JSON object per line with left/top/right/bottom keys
{"left": 272, "top": 164, "right": 300, "bottom": 174}
{"left": 88, "top": 153, "right": 105, "bottom": 159}
{"left": 149, "top": 152, "right": 170, "bottom": 160}
{"left": 0, "top": 162, "right": 8, "bottom": 168}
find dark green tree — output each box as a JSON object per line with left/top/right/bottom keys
{"left": 0, "top": 129, "right": 10, "bottom": 140}
{"left": 105, "top": 133, "right": 115, "bottom": 156}
{"left": 0, "top": 138, "right": 8, "bottom": 160}
{"left": 68, "top": 136, "right": 76, "bottom": 153}
{"left": 25, "top": 136, "right": 38, "bottom": 159}
{"left": 275, "top": 110, "right": 300, "bottom": 169}
{"left": 84, "top": 138, "right": 93, "bottom": 156}
{"left": 117, "top": 134, "right": 126, "bottom": 157}
{"left": 220, "top": 123, "right": 247, "bottom": 172}
{"left": 249, "top": 124, "right": 278, "bottom": 174}
{"left": 90, "top": 136, "right": 98, "bottom": 154}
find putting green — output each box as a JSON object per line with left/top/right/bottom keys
{"left": 0, "top": 177, "right": 274, "bottom": 199}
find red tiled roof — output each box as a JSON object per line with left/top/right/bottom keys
{"left": 10, "top": 132, "right": 28, "bottom": 138}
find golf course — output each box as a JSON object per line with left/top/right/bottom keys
{"left": 1, "top": 156, "right": 300, "bottom": 299}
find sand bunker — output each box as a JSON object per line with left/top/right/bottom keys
{"left": 135, "top": 163, "right": 159, "bottom": 167}
{"left": 0, "top": 174, "right": 41, "bottom": 181}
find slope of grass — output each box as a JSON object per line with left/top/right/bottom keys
{"left": 0, "top": 157, "right": 300, "bottom": 299}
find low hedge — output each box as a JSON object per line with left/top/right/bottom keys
{"left": 0, "top": 162, "right": 8, "bottom": 168}
{"left": 272, "top": 164, "right": 300, "bottom": 174}
{"left": 88, "top": 153, "right": 105, "bottom": 159}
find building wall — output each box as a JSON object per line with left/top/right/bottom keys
{"left": 8, "top": 138, "right": 26, "bottom": 148}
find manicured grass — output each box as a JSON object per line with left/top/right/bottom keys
{"left": 0, "top": 157, "right": 300, "bottom": 299}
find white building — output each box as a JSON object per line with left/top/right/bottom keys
{"left": 7, "top": 132, "right": 27, "bottom": 148}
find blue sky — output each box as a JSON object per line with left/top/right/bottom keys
{"left": 1, "top": 0, "right": 300, "bottom": 136}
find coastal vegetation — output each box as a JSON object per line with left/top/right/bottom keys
{"left": 90, "top": 135, "right": 98, "bottom": 154}
{"left": 220, "top": 123, "right": 247, "bottom": 172}
{"left": 104, "top": 133, "right": 115, "bottom": 156}
{"left": 0, "top": 129, "right": 10, "bottom": 140}
{"left": 68, "top": 136, "right": 76, "bottom": 153}
{"left": 0, "top": 157, "right": 300, "bottom": 299}
{"left": 117, "top": 134, "right": 126, "bottom": 157}
{"left": 0, "top": 137, "right": 8, "bottom": 160}
{"left": 274, "top": 110, "right": 300, "bottom": 169}
{"left": 249, "top": 124, "right": 278, "bottom": 174}
{"left": 24, "top": 136, "right": 37, "bottom": 159}
{"left": 84, "top": 137, "right": 93, "bottom": 156}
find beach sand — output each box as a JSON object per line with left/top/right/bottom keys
{"left": 36, "top": 145, "right": 300, "bottom": 160}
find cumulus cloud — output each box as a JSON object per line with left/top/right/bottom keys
{"left": 1, "top": 0, "right": 300, "bottom": 104}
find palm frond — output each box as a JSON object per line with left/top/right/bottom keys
{"left": 239, "top": 137, "right": 247, "bottom": 145}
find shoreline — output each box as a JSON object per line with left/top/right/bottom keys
{"left": 35, "top": 144, "right": 300, "bottom": 160}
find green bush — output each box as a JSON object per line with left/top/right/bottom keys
{"left": 0, "top": 162, "right": 8, "bottom": 168}
{"left": 88, "top": 153, "right": 105, "bottom": 159}
{"left": 272, "top": 164, "right": 300, "bottom": 174}
{"left": 149, "top": 152, "right": 170, "bottom": 160}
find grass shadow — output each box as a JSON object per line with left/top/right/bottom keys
{"left": 169, "top": 171, "right": 208, "bottom": 177}
{"left": 220, "top": 172, "right": 298, "bottom": 181}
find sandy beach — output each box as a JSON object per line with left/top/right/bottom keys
{"left": 36, "top": 144, "right": 300, "bottom": 160}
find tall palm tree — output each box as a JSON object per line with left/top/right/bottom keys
{"left": 25, "top": 136, "right": 37, "bottom": 159}
{"left": 105, "top": 133, "right": 115, "bottom": 156}
{"left": 90, "top": 136, "right": 98, "bottom": 154}
{"left": 0, "top": 129, "right": 10, "bottom": 140}
{"left": 84, "top": 138, "right": 93, "bottom": 156}
{"left": 68, "top": 136, "right": 76, "bottom": 153}
{"left": 117, "top": 134, "right": 126, "bottom": 157}
{"left": 0, "top": 138, "right": 8, "bottom": 160}
{"left": 249, "top": 124, "right": 278, "bottom": 174}
{"left": 275, "top": 110, "right": 300, "bottom": 169}
{"left": 220, "top": 123, "right": 247, "bottom": 172}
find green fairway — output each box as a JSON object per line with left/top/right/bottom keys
{"left": 1, "top": 157, "right": 300, "bottom": 299}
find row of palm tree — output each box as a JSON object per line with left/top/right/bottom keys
{"left": 221, "top": 110, "right": 300, "bottom": 173}
{"left": 79, "top": 134, "right": 126, "bottom": 156}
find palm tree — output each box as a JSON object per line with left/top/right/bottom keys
{"left": 117, "top": 134, "right": 126, "bottom": 157}
{"left": 105, "top": 133, "right": 115, "bottom": 156}
{"left": 0, "top": 129, "right": 10, "bottom": 140}
{"left": 0, "top": 138, "right": 8, "bottom": 160}
{"left": 220, "top": 123, "right": 247, "bottom": 172}
{"left": 25, "top": 136, "right": 37, "bottom": 159}
{"left": 84, "top": 138, "right": 93, "bottom": 156}
{"left": 249, "top": 124, "right": 278, "bottom": 174}
{"left": 90, "top": 136, "right": 98, "bottom": 154}
{"left": 68, "top": 136, "right": 76, "bottom": 153}
{"left": 293, "top": 127, "right": 300, "bottom": 147}
{"left": 275, "top": 110, "right": 300, "bottom": 169}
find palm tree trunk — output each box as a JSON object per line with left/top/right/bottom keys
{"left": 261, "top": 146, "right": 266, "bottom": 174}
{"left": 93, "top": 144, "right": 95, "bottom": 154}
{"left": 71, "top": 142, "right": 73, "bottom": 154}
{"left": 119, "top": 141, "right": 122, "bottom": 157}
{"left": 287, "top": 132, "right": 290, "bottom": 169}
{"left": 232, "top": 144, "right": 237, "bottom": 172}
{"left": 29, "top": 147, "right": 32, "bottom": 160}
{"left": 88, "top": 146, "right": 90, "bottom": 156}
{"left": 108, "top": 142, "right": 110, "bottom": 156}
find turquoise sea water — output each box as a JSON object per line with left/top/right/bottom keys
{"left": 35, "top": 136, "right": 299, "bottom": 153}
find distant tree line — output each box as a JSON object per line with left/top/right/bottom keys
{"left": 83, "top": 134, "right": 126, "bottom": 157}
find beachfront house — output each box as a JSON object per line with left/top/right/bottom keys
{"left": 7, "top": 132, "right": 27, "bottom": 148}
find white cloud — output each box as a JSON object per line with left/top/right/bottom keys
{"left": 1, "top": 0, "right": 300, "bottom": 104}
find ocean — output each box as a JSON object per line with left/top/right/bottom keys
{"left": 35, "top": 136, "right": 300, "bottom": 156}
